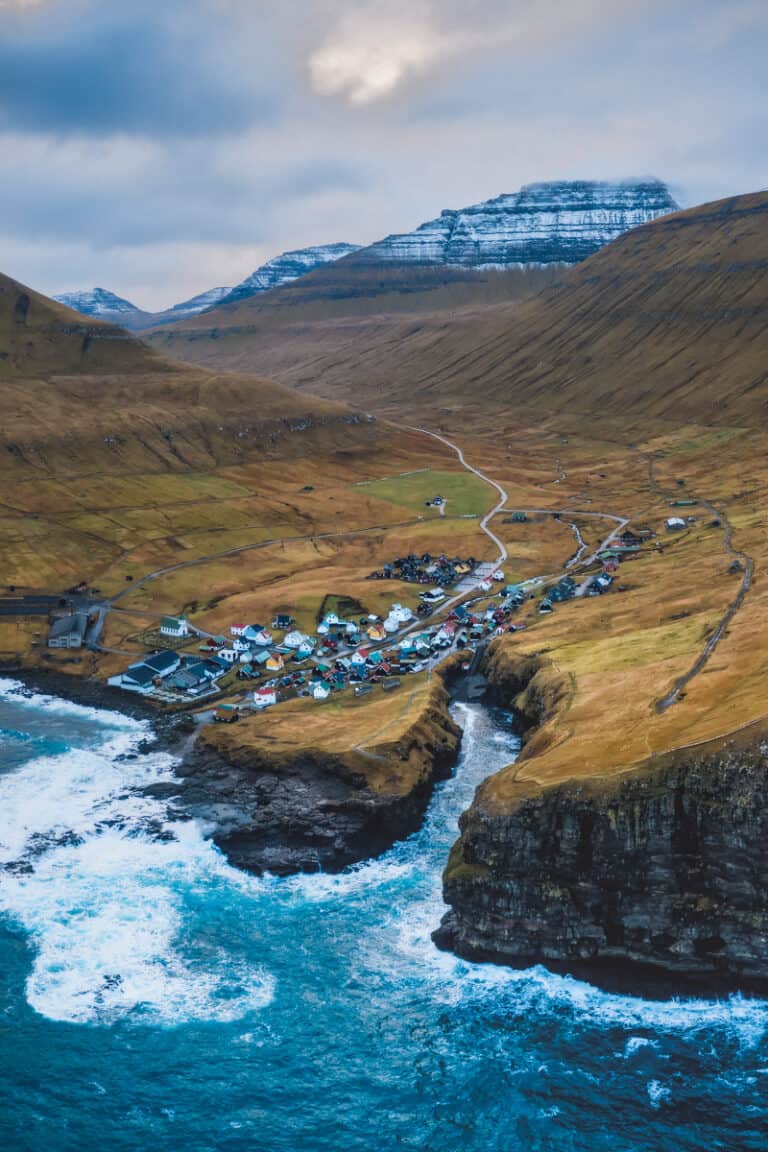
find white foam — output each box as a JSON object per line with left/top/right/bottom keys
{"left": 0, "top": 681, "right": 273, "bottom": 1026}
{"left": 647, "top": 1079, "right": 671, "bottom": 1109}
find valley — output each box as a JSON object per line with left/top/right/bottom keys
{"left": 2, "top": 190, "right": 768, "bottom": 990}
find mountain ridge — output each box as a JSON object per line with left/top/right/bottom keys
{"left": 346, "top": 178, "right": 679, "bottom": 268}
{"left": 149, "top": 190, "right": 768, "bottom": 430}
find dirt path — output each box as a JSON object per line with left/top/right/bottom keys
{"left": 645, "top": 458, "right": 755, "bottom": 712}
{"left": 107, "top": 516, "right": 435, "bottom": 606}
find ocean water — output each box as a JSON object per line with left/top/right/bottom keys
{"left": 0, "top": 679, "right": 765, "bottom": 1152}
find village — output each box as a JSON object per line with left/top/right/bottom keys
{"left": 74, "top": 519, "right": 665, "bottom": 723}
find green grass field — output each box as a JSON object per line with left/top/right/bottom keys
{"left": 356, "top": 469, "right": 492, "bottom": 518}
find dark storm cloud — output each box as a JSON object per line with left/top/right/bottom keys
{"left": 0, "top": 2, "right": 273, "bottom": 136}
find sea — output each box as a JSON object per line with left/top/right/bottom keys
{"left": 0, "top": 678, "right": 765, "bottom": 1151}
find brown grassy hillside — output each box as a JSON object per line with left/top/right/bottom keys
{"left": 0, "top": 270, "right": 413, "bottom": 602}
{"left": 146, "top": 263, "right": 558, "bottom": 365}
{"left": 0, "top": 271, "right": 164, "bottom": 378}
{"left": 0, "top": 270, "right": 383, "bottom": 477}
{"left": 148, "top": 192, "right": 768, "bottom": 427}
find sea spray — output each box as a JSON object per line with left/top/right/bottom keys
{"left": 1, "top": 683, "right": 766, "bottom": 1149}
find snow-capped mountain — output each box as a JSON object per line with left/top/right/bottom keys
{"left": 351, "top": 180, "right": 680, "bottom": 268}
{"left": 54, "top": 287, "right": 142, "bottom": 318}
{"left": 220, "top": 243, "right": 361, "bottom": 305}
{"left": 164, "top": 286, "right": 232, "bottom": 319}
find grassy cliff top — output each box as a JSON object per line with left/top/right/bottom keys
{"left": 199, "top": 673, "right": 457, "bottom": 796}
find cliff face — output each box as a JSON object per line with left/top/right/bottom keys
{"left": 351, "top": 180, "right": 679, "bottom": 268}
{"left": 436, "top": 648, "right": 768, "bottom": 993}
{"left": 166, "top": 682, "right": 461, "bottom": 876}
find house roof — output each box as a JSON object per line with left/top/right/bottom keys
{"left": 161, "top": 616, "right": 186, "bottom": 630}
{"left": 123, "top": 665, "right": 156, "bottom": 686}
{"left": 142, "top": 650, "right": 180, "bottom": 675}
{"left": 49, "top": 612, "right": 87, "bottom": 640}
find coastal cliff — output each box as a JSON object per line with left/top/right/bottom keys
{"left": 168, "top": 676, "right": 461, "bottom": 876}
{"left": 435, "top": 642, "right": 768, "bottom": 992}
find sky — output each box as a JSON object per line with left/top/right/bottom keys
{"left": 0, "top": 0, "right": 766, "bottom": 310}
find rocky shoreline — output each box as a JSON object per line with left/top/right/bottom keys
{"left": 434, "top": 640, "right": 768, "bottom": 996}
{"left": 159, "top": 678, "right": 462, "bottom": 876}
{"left": 2, "top": 665, "right": 463, "bottom": 878}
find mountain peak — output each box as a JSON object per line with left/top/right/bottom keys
{"left": 220, "top": 242, "right": 362, "bottom": 305}
{"left": 351, "top": 178, "right": 680, "bottom": 268}
{"left": 53, "top": 287, "right": 141, "bottom": 317}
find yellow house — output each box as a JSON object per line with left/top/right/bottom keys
{"left": 367, "top": 623, "right": 387, "bottom": 641}
{"left": 266, "top": 652, "right": 285, "bottom": 672}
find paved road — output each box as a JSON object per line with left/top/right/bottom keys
{"left": 405, "top": 426, "right": 509, "bottom": 567}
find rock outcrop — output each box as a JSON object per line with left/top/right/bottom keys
{"left": 164, "top": 680, "right": 461, "bottom": 876}
{"left": 351, "top": 180, "right": 679, "bottom": 268}
{"left": 436, "top": 645, "right": 768, "bottom": 993}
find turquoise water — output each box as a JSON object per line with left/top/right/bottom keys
{"left": 0, "top": 679, "right": 766, "bottom": 1151}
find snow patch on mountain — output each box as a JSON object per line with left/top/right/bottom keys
{"left": 352, "top": 180, "right": 680, "bottom": 268}
{"left": 166, "top": 287, "right": 232, "bottom": 318}
{"left": 221, "top": 243, "right": 362, "bottom": 305}
{"left": 53, "top": 287, "right": 141, "bottom": 318}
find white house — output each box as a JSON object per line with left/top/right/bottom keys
{"left": 389, "top": 603, "right": 413, "bottom": 625}
{"left": 254, "top": 687, "right": 277, "bottom": 709}
{"left": 233, "top": 637, "right": 251, "bottom": 653}
{"left": 230, "top": 623, "right": 247, "bottom": 637}
{"left": 350, "top": 649, "right": 368, "bottom": 668}
{"left": 666, "top": 517, "right": 687, "bottom": 531}
{"left": 245, "top": 625, "right": 272, "bottom": 646}
{"left": 283, "top": 630, "right": 309, "bottom": 650}
{"left": 317, "top": 621, "right": 330, "bottom": 636}
{"left": 323, "top": 612, "right": 341, "bottom": 626}
{"left": 217, "top": 648, "right": 238, "bottom": 664}
{"left": 160, "top": 616, "right": 189, "bottom": 638}
{"left": 312, "top": 683, "right": 331, "bottom": 700}
{"left": 383, "top": 616, "right": 399, "bottom": 633}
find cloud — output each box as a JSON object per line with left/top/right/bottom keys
{"left": 0, "top": 0, "right": 766, "bottom": 310}
{"left": 307, "top": 0, "right": 665, "bottom": 106}
{"left": 0, "top": 1, "right": 273, "bottom": 137}
{"left": 308, "top": 1, "right": 448, "bottom": 104}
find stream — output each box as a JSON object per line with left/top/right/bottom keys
{"left": 0, "top": 678, "right": 765, "bottom": 1151}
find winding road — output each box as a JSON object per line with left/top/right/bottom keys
{"left": 405, "top": 426, "right": 509, "bottom": 567}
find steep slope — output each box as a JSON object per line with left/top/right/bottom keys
{"left": 53, "top": 287, "right": 145, "bottom": 322}
{"left": 348, "top": 179, "right": 678, "bottom": 267}
{"left": 0, "top": 270, "right": 378, "bottom": 477}
{"left": 1, "top": 273, "right": 164, "bottom": 378}
{"left": 218, "top": 242, "right": 362, "bottom": 306}
{"left": 147, "top": 178, "right": 678, "bottom": 362}
{"left": 161, "top": 286, "right": 232, "bottom": 320}
{"left": 52, "top": 285, "right": 234, "bottom": 330}
{"left": 147, "top": 262, "right": 560, "bottom": 374}
{"left": 157, "top": 191, "right": 768, "bottom": 429}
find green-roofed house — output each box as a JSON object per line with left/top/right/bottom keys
{"left": 160, "top": 615, "right": 190, "bottom": 639}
